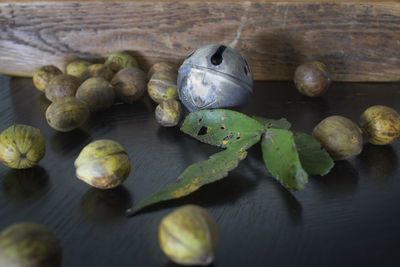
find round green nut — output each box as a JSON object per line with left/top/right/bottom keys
{"left": 44, "top": 74, "right": 80, "bottom": 102}
{"left": 76, "top": 77, "right": 115, "bottom": 111}
{"left": 111, "top": 67, "right": 147, "bottom": 103}
{"left": 33, "top": 65, "right": 62, "bottom": 92}
{"left": 147, "top": 62, "right": 177, "bottom": 80}
{"left": 74, "top": 140, "right": 131, "bottom": 189}
{"left": 360, "top": 105, "right": 400, "bottom": 145}
{"left": 155, "top": 99, "right": 182, "bottom": 127}
{"left": 158, "top": 205, "right": 219, "bottom": 266}
{"left": 294, "top": 61, "right": 331, "bottom": 97}
{"left": 0, "top": 124, "right": 46, "bottom": 169}
{"left": 65, "top": 60, "right": 91, "bottom": 81}
{"left": 82, "top": 64, "right": 115, "bottom": 81}
{"left": 312, "top": 115, "right": 363, "bottom": 160}
{"left": 0, "top": 222, "right": 61, "bottom": 267}
{"left": 105, "top": 51, "right": 138, "bottom": 72}
{"left": 147, "top": 70, "right": 178, "bottom": 104}
{"left": 45, "top": 97, "right": 90, "bottom": 132}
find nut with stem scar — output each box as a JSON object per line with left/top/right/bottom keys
{"left": 0, "top": 124, "right": 46, "bottom": 169}
{"left": 33, "top": 65, "right": 62, "bottom": 92}
{"left": 74, "top": 140, "right": 131, "bottom": 189}
{"left": 105, "top": 52, "right": 138, "bottom": 73}
{"left": 158, "top": 205, "right": 219, "bottom": 266}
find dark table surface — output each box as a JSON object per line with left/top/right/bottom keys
{"left": 0, "top": 75, "right": 400, "bottom": 267}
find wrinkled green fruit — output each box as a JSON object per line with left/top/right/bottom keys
{"left": 0, "top": 222, "right": 61, "bottom": 267}
{"left": 294, "top": 61, "right": 331, "bottom": 97}
{"left": 155, "top": 99, "right": 182, "bottom": 127}
{"left": 0, "top": 125, "right": 46, "bottom": 169}
{"left": 360, "top": 105, "right": 400, "bottom": 145}
{"left": 76, "top": 77, "right": 115, "bottom": 111}
{"left": 105, "top": 52, "right": 138, "bottom": 72}
{"left": 312, "top": 115, "right": 363, "bottom": 160}
{"left": 82, "top": 64, "right": 115, "bottom": 81}
{"left": 111, "top": 67, "right": 147, "bottom": 103}
{"left": 66, "top": 60, "right": 91, "bottom": 81}
{"left": 74, "top": 140, "right": 131, "bottom": 189}
{"left": 147, "top": 70, "right": 178, "bottom": 104}
{"left": 44, "top": 74, "right": 80, "bottom": 102}
{"left": 147, "top": 62, "right": 177, "bottom": 80}
{"left": 33, "top": 65, "right": 62, "bottom": 92}
{"left": 46, "top": 97, "right": 90, "bottom": 132}
{"left": 159, "top": 205, "right": 218, "bottom": 266}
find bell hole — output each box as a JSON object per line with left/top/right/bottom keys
{"left": 244, "top": 59, "right": 251, "bottom": 76}
{"left": 198, "top": 126, "right": 208, "bottom": 136}
{"left": 211, "top": 45, "right": 227, "bottom": 66}
{"left": 186, "top": 50, "right": 195, "bottom": 59}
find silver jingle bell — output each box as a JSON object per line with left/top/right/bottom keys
{"left": 178, "top": 44, "right": 253, "bottom": 112}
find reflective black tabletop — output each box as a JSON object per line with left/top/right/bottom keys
{"left": 1, "top": 75, "right": 399, "bottom": 267}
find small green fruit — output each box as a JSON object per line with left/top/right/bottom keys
{"left": 0, "top": 125, "right": 46, "bottom": 169}
{"left": 147, "top": 70, "right": 178, "bottom": 104}
{"left": 159, "top": 205, "right": 218, "bottom": 266}
{"left": 66, "top": 60, "right": 91, "bottom": 81}
{"left": 147, "top": 62, "right": 177, "bottom": 80}
{"left": 105, "top": 52, "right": 138, "bottom": 72}
{"left": 155, "top": 99, "right": 182, "bottom": 127}
{"left": 0, "top": 222, "right": 61, "bottom": 267}
{"left": 45, "top": 97, "right": 90, "bottom": 132}
{"left": 33, "top": 65, "right": 62, "bottom": 92}
{"left": 294, "top": 61, "right": 331, "bottom": 97}
{"left": 44, "top": 74, "right": 80, "bottom": 102}
{"left": 82, "top": 64, "right": 115, "bottom": 81}
{"left": 74, "top": 140, "right": 131, "bottom": 189}
{"left": 360, "top": 105, "right": 400, "bottom": 145}
{"left": 111, "top": 67, "right": 147, "bottom": 103}
{"left": 312, "top": 115, "right": 363, "bottom": 160}
{"left": 76, "top": 77, "right": 115, "bottom": 111}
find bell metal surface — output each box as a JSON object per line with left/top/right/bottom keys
{"left": 178, "top": 44, "right": 253, "bottom": 111}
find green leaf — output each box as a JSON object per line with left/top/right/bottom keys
{"left": 181, "top": 109, "right": 265, "bottom": 148}
{"left": 252, "top": 116, "right": 291, "bottom": 130}
{"left": 126, "top": 137, "right": 260, "bottom": 216}
{"left": 294, "top": 132, "right": 334, "bottom": 176}
{"left": 261, "top": 128, "right": 308, "bottom": 190}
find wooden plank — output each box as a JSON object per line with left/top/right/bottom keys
{"left": 0, "top": 1, "right": 399, "bottom": 81}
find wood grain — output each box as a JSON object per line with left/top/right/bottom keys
{"left": 0, "top": 1, "right": 400, "bottom": 81}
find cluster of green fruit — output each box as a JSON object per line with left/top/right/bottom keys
{"left": 293, "top": 61, "right": 400, "bottom": 160}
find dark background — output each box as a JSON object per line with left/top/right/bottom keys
{"left": 1, "top": 75, "right": 400, "bottom": 267}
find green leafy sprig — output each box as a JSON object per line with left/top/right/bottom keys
{"left": 126, "top": 109, "right": 334, "bottom": 216}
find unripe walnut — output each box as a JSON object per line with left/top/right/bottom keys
{"left": 33, "top": 65, "right": 62, "bottom": 92}
{"left": 76, "top": 77, "right": 115, "bottom": 111}
{"left": 111, "top": 67, "right": 147, "bottom": 103}
{"left": 155, "top": 99, "right": 182, "bottom": 127}
{"left": 82, "top": 64, "right": 115, "bottom": 81}
{"left": 44, "top": 74, "right": 80, "bottom": 102}
{"left": 147, "top": 62, "right": 177, "bottom": 80}
{"left": 294, "top": 61, "right": 331, "bottom": 97}
{"left": 66, "top": 60, "right": 91, "bottom": 81}
{"left": 147, "top": 70, "right": 178, "bottom": 103}
{"left": 105, "top": 52, "right": 138, "bottom": 72}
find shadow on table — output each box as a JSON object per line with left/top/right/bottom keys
{"left": 2, "top": 165, "right": 50, "bottom": 205}
{"left": 356, "top": 143, "right": 398, "bottom": 181}
{"left": 50, "top": 129, "right": 92, "bottom": 156}
{"left": 80, "top": 186, "right": 132, "bottom": 222}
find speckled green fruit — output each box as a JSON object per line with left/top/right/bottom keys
{"left": 312, "top": 115, "right": 363, "bottom": 160}
{"left": 147, "top": 62, "right": 177, "bottom": 80}
{"left": 33, "top": 65, "right": 62, "bottom": 92}
{"left": 155, "top": 99, "right": 182, "bottom": 127}
{"left": 74, "top": 140, "right": 131, "bottom": 189}
{"left": 111, "top": 67, "right": 147, "bottom": 103}
{"left": 44, "top": 74, "right": 80, "bottom": 102}
{"left": 360, "top": 105, "right": 400, "bottom": 145}
{"left": 46, "top": 97, "right": 90, "bottom": 132}
{"left": 0, "top": 222, "right": 61, "bottom": 267}
{"left": 294, "top": 61, "right": 331, "bottom": 97}
{"left": 105, "top": 52, "right": 138, "bottom": 72}
{"left": 159, "top": 205, "right": 218, "bottom": 266}
{"left": 82, "top": 64, "right": 115, "bottom": 81}
{"left": 76, "top": 77, "right": 115, "bottom": 111}
{"left": 66, "top": 60, "right": 91, "bottom": 81}
{"left": 147, "top": 70, "right": 178, "bottom": 104}
{"left": 0, "top": 125, "right": 46, "bottom": 169}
